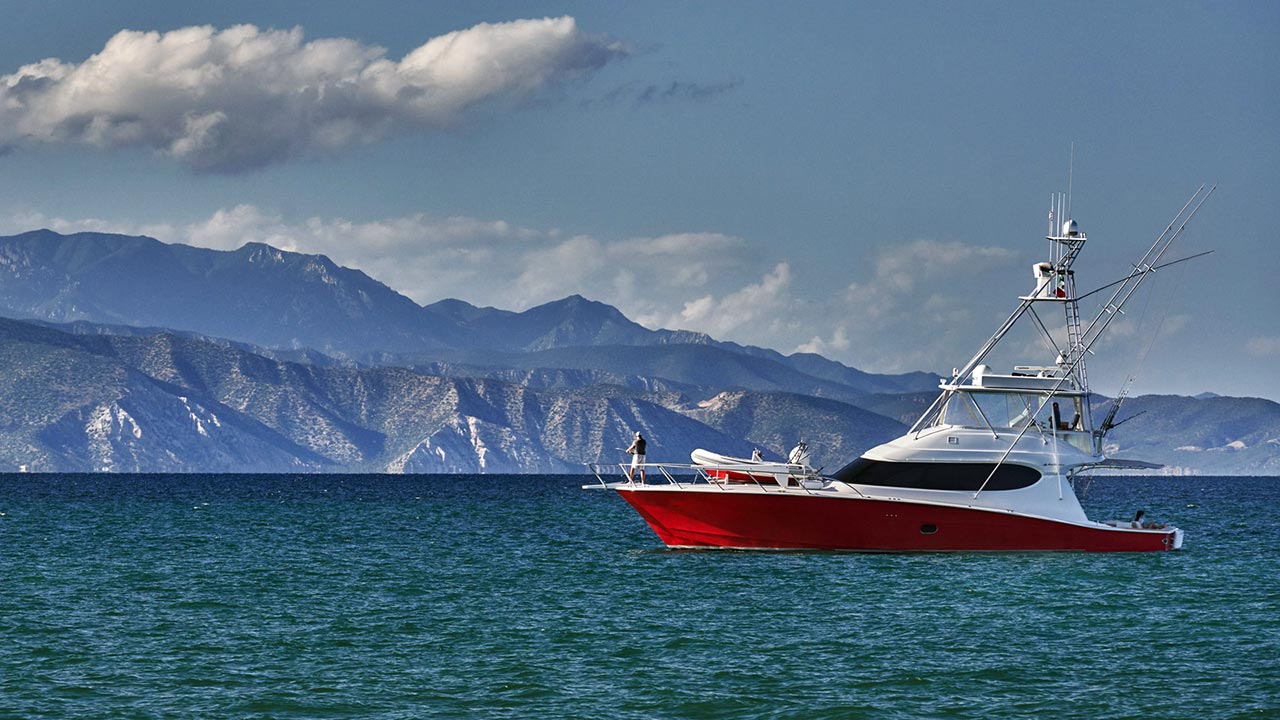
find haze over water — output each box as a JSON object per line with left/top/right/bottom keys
{"left": 1, "top": 474, "right": 1276, "bottom": 718}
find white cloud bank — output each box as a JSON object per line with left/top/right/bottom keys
{"left": 5, "top": 205, "right": 749, "bottom": 323}
{"left": 0, "top": 18, "right": 625, "bottom": 172}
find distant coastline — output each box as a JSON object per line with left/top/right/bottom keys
{"left": 0, "top": 230, "right": 1275, "bottom": 475}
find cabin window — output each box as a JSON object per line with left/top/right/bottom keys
{"left": 831, "top": 458, "right": 1041, "bottom": 491}
{"left": 940, "top": 391, "right": 1083, "bottom": 432}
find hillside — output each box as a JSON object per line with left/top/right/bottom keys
{"left": 0, "top": 230, "right": 936, "bottom": 395}
{"left": 0, "top": 317, "right": 756, "bottom": 472}
{"left": 1103, "top": 394, "right": 1280, "bottom": 475}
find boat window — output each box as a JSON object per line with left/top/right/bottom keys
{"left": 831, "top": 458, "right": 1041, "bottom": 491}
{"left": 938, "top": 393, "right": 982, "bottom": 427}
{"left": 1062, "top": 397, "right": 1085, "bottom": 431}
{"left": 940, "top": 391, "right": 1065, "bottom": 431}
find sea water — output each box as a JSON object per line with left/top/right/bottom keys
{"left": 0, "top": 474, "right": 1276, "bottom": 719}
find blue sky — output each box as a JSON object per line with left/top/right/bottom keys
{"left": 0, "top": 1, "right": 1276, "bottom": 400}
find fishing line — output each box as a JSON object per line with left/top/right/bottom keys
{"left": 1127, "top": 246, "right": 1191, "bottom": 394}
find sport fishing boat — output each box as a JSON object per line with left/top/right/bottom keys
{"left": 589, "top": 186, "right": 1214, "bottom": 552}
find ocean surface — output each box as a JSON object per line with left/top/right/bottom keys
{"left": 1, "top": 474, "right": 1276, "bottom": 719}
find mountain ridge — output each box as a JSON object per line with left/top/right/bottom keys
{"left": 1, "top": 314, "right": 1275, "bottom": 474}
{"left": 0, "top": 229, "right": 1274, "bottom": 474}
{"left": 0, "top": 229, "right": 939, "bottom": 395}
{"left": 0, "top": 316, "right": 765, "bottom": 472}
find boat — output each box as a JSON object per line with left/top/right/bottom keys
{"left": 588, "top": 184, "right": 1215, "bottom": 552}
{"left": 689, "top": 443, "right": 812, "bottom": 484}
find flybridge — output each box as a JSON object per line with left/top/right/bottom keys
{"left": 912, "top": 184, "right": 1216, "bottom": 441}
{"left": 940, "top": 365, "right": 1085, "bottom": 394}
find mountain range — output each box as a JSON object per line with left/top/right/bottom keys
{"left": 0, "top": 229, "right": 1275, "bottom": 474}
{"left": 0, "top": 229, "right": 935, "bottom": 394}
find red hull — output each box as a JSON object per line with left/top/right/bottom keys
{"left": 618, "top": 488, "right": 1178, "bottom": 552}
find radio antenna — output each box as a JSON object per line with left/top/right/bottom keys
{"left": 1067, "top": 143, "right": 1075, "bottom": 220}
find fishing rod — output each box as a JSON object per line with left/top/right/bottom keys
{"left": 1103, "top": 409, "right": 1146, "bottom": 432}
{"left": 1074, "top": 185, "right": 1215, "bottom": 357}
{"left": 1075, "top": 250, "right": 1214, "bottom": 303}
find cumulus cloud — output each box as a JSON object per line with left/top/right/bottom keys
{"left": 0, "top": 18, "right": 625, "bottom": 172}
{"left": 675, "top": 263, "right": 795, "bottom": 339}
{"left": 4, "top": 206, "right": 753, "bottom": 322}
{"left": 836, "top": 239, "right": 1018, "bottom": 371}
{"left": 795, "top": 326, "right": 850, "bottom": 356}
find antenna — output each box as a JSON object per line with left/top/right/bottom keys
{"left": 1067, "top": 143, "right": 1075, "bottom": 220}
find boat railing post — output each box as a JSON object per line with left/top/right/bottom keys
{"left": 966, "top": 394, "right": 1001, "bottom": 440}
{"left": 658, "top": 464, "right": 679, "bottom": 488}
{"left": 587, "top": 463, "right": 608, "bottom": 488}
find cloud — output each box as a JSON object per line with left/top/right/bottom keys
{"left": 2, "top": 206, "right": 1030, "bottom": 376}
{"left": 795, "top": 326, "right": 850, "bottom": 356}
{"left": 637, "top": 80, "right": 740, "bottom": 103}
{"left": 512, "top": 234, "right": 607, "bottom": 305}
{"left": 675, "top": 263, "right": 794, "bottom": 339}
{"left": 3, "top": 207, "right": 753, "bottom": 322}
{"left": 590, "top": 79, "right": 739, "bottom": 107}
{"left": 0, "top": 18, "right": 626, "bottom": 172}
{"left": 836, "top": 239, "right": 1018, "bottom": 372}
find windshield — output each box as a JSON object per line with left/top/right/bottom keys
{"left": 939, "top": 391, "right": 1083, "bottom": 431}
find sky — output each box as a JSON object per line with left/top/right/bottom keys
{"left": 0, "top": 1, "right": 1276, "bottom": 400}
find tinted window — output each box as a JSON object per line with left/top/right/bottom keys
{"left": 831, "top": 458, "right": 1041, "bottom": 491}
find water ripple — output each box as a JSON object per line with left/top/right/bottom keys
{"left": 0, "top": 474, "right": 1276, "bottom": 718}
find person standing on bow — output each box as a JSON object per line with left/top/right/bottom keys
{"left": 625, "top": 432, "right": 647, "bottom": 484}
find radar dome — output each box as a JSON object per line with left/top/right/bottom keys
{"left": 1061, "top": 219, "right": 1080, "bottom": 237}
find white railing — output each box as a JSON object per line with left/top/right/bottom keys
{"left": 584, "top": 461, "right": 828, "bottom": 494}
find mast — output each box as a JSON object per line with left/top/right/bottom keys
{"left": 908, "top": 193, "right": 1089, "bottom": 436}
{"left": 911, "top": 184, "right": 1214, "bottom": 444}
{"left": 1049, "top": 197, "right": 1089, "bottom": 397}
